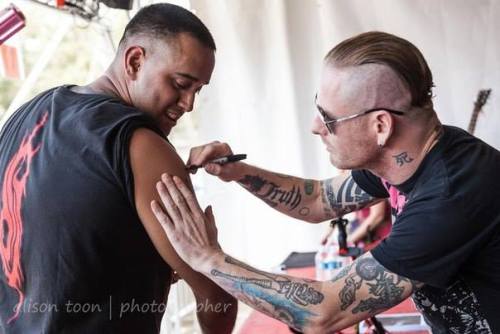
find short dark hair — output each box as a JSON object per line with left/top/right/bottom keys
{"left": 325, "top": 31, "right": 433, "bottom": 108}
{"left": 118, "top": 3, "right": 216, "bottom": 51}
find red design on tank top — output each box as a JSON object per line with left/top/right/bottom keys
{"left": 0, "top": 111, "right": 48, "bottom": 323}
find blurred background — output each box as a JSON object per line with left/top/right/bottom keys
{"left": 1, "top": 0, "right": 499, "bottom": 332}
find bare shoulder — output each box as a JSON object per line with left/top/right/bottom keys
{"left": 129, "top": 128, "right": 186, "bottom": 179}
{"left": 319, "top": 171, "right": 381, "bottom": 218}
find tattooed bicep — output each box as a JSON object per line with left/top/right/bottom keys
{"left": 319, "top": 172, "right": 380, "bottom": 218}
{"left": 331, "top": 252, "right": 423, "bottom": 316}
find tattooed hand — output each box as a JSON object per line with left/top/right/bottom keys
{"left": 151, "top": 174, "right": 223, "bottom": 270}
{"left": 186, "top": 141, "right": 245, "bottom": 182}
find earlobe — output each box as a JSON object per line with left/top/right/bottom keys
{"left": 377, "top": 124, "right": 387, "bottom": 147}
{"left": 375, "top": 112, "right": 394, "bottom": 148}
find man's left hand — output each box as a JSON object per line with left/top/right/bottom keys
{"left": 151, "top": 174, "right": 223, "bottom": 271}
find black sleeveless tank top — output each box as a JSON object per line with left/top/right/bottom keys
{"left": 0, "top": 86, "right": 171, "bottom": 333}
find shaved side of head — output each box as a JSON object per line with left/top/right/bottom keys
{"left": 327, "top": 63, "right": 412, "bottom": 113}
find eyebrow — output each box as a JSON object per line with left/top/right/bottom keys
{"left": 175, "top": 72, "right": 209, "bottom": 84}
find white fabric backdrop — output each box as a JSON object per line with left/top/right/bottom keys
{"left": 187, "top": 0, "right": 500, "bottom": 269}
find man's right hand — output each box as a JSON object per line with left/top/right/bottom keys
{"left": 187, "top": 141, "right": 244, "bottom": 182}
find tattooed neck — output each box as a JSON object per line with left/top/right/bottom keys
{"left": 392, "top": 152, "right": 414, "bottom": 167}
{"left": 392, "top": 126, "right": 441, "bottom": 168}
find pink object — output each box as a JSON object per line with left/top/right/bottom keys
{"left": 0, "top": 4, "right": 26, "bottom": 45}
{"left": 381, "top": 178, "right": 408, "bottom": 216}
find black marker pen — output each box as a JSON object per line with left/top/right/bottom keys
{"left": 187, "top": 154, "right": 247, "bottom": 172}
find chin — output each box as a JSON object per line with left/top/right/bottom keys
{"left": 329, "top": 154, "right": 342, "bottom": 168}
{"left": 161, "top": 126, "right": 173, "bottom": 136}
{"left": 161, "top": 121, "right": 174, "bottom": 135}
{"left": 330, "top": 154, "right": 356, "bottom": 170}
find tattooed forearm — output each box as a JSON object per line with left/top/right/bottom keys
{"left": 276, "top": 173, "right": 293, "bottom": 180}
{"left": 238, "top": 175, "right": 302, "bottom": 210}
{"left": 299, "top": 207, "right": 310, "bottom": 216}
{"left": 335, "top": 256, "right": 420, "bottom": 315}
{"left": 331, "top": 262, "right": 354, "bottom": 282}
{"left": 304, "top": 180, "right": 315, "bottom": 195}
{"left": 220, "top": 256, "right": 324, "bottom": 306}
{"left": 321, "top": 176, "right": 374, "bottom": 217}
{"left": 320, "top": 180, "right": 331, "bottom": 217}
{"left": 209, "top": 256, "right": 324, "bottom": 329}
{"left": 399, "top": 276, "right": 424, "bottom": 292}
{"left": 352, "top": 270, "right": 405, "bottom": 314}
{"left": 339, "top": 274, "right": 361, "bottom": 310}
{"left": 356, "top": 257, "right": 382, "bottom": 281}
{"left": 211, "top": 269, "right": 323, "bottom": 306}
{"left": 238, "top": 175, "right": 267, "bottom": 192}
{"left": 392, "top": 152, "right": 414, "bottom": 166}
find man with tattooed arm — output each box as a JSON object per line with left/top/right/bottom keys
{"left": 151, "top": 32, "right": 500, "bottom": 333}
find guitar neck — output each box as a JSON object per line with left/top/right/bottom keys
{"left": 468, "top": 89, "right": 492, "bottom": 135}
{"left": 468, "top": 108, "right": 480, "bottom": 134}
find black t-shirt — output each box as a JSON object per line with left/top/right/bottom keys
{"left": 352, "top": 125, "right": 500, "bottom": 333}
{"left": 0, "top": 86, "right": 171, "bottom": 333}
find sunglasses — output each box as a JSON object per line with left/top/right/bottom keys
{"left": 315, "top": 94, "right": 405, "bottom": 134}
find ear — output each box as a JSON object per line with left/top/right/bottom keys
{"left": 123, "top": 45, "right": 145, "bottom": 80}
{"left": 374, "top": 112, "right": 394, "bottom": 147}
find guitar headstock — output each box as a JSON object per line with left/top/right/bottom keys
{"left": 474, "top": 89, "right": 492, "bottom": 110}
{"left": 468, "top": 89, "right": 492, "bottom": 134}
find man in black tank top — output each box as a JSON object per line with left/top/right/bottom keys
{"left": 0, "top": 4, "right": 236, "bottom": 333}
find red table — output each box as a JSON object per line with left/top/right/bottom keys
{"left": 238, "top": 267, "right": 430, "bottom": 334}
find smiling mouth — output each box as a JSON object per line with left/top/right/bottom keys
{"left": 165, "top": 110, "right": 182, "bottom": 124}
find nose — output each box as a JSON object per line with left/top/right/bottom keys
{"left": 311, "top": 115, "right": 329, "bottom": 136}
{"left": 177, "top": 92, "right": 195, "bottom": 113}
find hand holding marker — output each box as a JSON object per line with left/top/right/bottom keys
{"left": 187, "top": 154, "right": 247, "bottom": 173}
